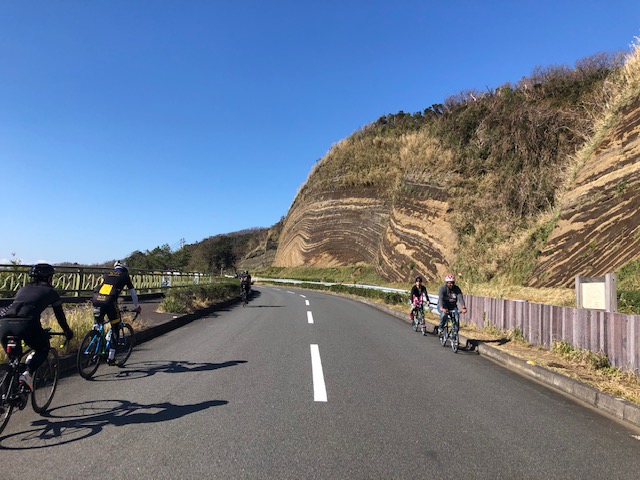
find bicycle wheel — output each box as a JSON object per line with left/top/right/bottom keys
{"left": 77, "top": 331, "right": 102, "bottom": 379}
{"left": 0, "top": 364, "right": 15, "bottom": 436}
{"left": 114, "top": 323, "right": 135, "bottom": 366}
{"left": 451, "top": 331, "right": 459, "bottom": 353}
{"left": 439, "top": 326, "right": 448, "bottom": 347}
{"left": 418, "top": 310, "right": 427, "bottom": 335}
{"left": 451, "top": 317, "right": 459, "bottom": 353}
{"left": 32, "top": 347, "right": 59, "bottom": 413}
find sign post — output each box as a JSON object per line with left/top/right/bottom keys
{"left": 575, "top": 273, "right": 617, "bottom": 312}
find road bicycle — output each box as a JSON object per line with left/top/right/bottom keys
{"left": 411, "top": 302, "right": 436, "bottom": 335}
{"left": 240, "top": 285, "right": 250, "bottom": 307}
{"left": 77, "top": 307, "right": 139, "bottom": 379}
{"left": 411, "top": 304, "right": 424, "bottom": 333}
{"left": 438, "top": 309, "right": 460, "bottom": 353}
{"left": 0, "top": 329, "right": 68, "bottom": 435}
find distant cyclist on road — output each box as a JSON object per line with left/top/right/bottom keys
{"left": 240, "top": 270, "right": 252, "bottom": 298}
{"left": 409, "top": 276, "right": 429, "bottom": 326}
{"left": 92, "top": 260, "right": 141, "bottom": 365}
{"left": 0, "top": 263, "right": 74, "bottom": 390}
{"left": 437, "top": 274, "right": 467, "bottom": 333}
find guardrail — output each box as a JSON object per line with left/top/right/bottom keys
{"left": 0, "top": 265, "right": 217, "bottom": 299}
{"left": 255, "top": 277, "right": 439, "bottom": 313}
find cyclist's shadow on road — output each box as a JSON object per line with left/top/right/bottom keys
{"left": 0, "top": 398, "right": 227, "bottom": 450}
{"left": 87, "top": 359, "right": 248, "bottom": 382}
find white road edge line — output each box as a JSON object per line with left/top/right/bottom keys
{"left": 310, "top": 344, "right": 328, "bottom": 402}
{"left": 307, "top": 311, "right": 314, "bottom": 324}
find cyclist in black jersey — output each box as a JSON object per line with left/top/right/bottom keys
{"left": 240, "top": 270, "right": 252, "bottom": 297}
{"left": 91, "top": 261, "right": 141, "bottom": 365}
{"left": 409, "top": 276, "right": 429, "bottom": 325}
{"left": 0, "top": 264, "right": 74, "bottom": 390}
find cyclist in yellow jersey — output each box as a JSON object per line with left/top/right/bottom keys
{"left": 91, "top": 261, "right": 141, "bottom": 365}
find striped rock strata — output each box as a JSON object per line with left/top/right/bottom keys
{"left": 529, "top": 100, "right": 640, "bottom": 287}
{"left": 274, "top": 180, "right": 457, "bottom": 283}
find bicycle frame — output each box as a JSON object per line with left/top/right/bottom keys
{"left": 2, "top": 339, "right": 32, "bottom": 408}
{"left": 240, "top": 284, "right": 250, "bottom": 306}
{"left": 84, "top": 315, "right": 128, "bottom": 357}
{"left": 439, "top": 309, "right": 460, "bottom": 352}
{"left": 1, "top": 330, "right": 66, "bottom": 435}
{"left": 84, "top": 322, "right": 109, "bottom": 356}
{"left": 411, "top": 304, "right": 424, "bottom": 326}
{"left": 78, "top": 307, "right": 138, "bottom": 378}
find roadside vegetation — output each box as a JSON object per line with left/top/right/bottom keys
{"left": 158, "top": 281, "right": 240, "bottom": 314}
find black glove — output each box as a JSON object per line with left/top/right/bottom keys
{"left": 65, "top": 330, "right": 74, "bottom": 341}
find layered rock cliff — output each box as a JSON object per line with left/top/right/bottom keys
{"left": 529, "top": 99, "right": 640, "bottom": 287}
{"left": 273, "top": 133, "right": 460, "bottom": 282}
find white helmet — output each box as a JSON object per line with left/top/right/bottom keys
{"left": 114, "top": 260, "right": 128, "bottom": 270}
{"left": 444, "top": 274, "right": 455, "bottom": 283}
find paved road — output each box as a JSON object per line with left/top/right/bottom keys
{"left": 1, "top": 286, "right": 639, "bottom": 479}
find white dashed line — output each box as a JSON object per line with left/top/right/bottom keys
{"left": 307, "top": 311, "right": 314, "bottom": 324}
{"left": 310, "top": 344, "right": 327, "bottom": 402}
{"left": 287, "top": 291, "right": 295, "bottom": 294}
{"left": 305, "top": 300, "right": 310, "bottom": 306}
{"left": 300, "top": 294, "right": 306, "bottom": 298}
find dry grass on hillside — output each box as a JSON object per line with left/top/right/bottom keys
{"left": 570, "top": 37, "right": 640, "bottom": 176}
{"left": 299, "top": 130, "right": 455, "bottom": 196}
{"left": 463, "top": 281, "right": 575, "bottom": 306}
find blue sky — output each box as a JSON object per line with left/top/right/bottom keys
{"left": 1, "top": 1, "right": 639, "bottom": 265}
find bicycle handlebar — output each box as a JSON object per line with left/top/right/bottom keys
{"left": 120, "top": 306, "right": 140, "bottom": 322}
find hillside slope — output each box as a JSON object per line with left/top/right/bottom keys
{"left": 529, "top": 101, "right": 640, "bottom": 286}
{"left": 274, "top": 46, "right": 640, "bottom": 286}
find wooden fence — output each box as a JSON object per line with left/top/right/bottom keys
{"left": 464, "top": 295, "right": 640, "bottom": 373}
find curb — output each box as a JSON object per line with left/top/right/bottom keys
{"left": 359, "top": 297, "right": 640, "bottom": 430}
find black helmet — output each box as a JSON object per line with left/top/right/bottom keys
{"left": 29, "top": 263, "right": 55, "bottom": 283}
{"left": 415, "top": 276, "right": 423, "bottom": 283}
